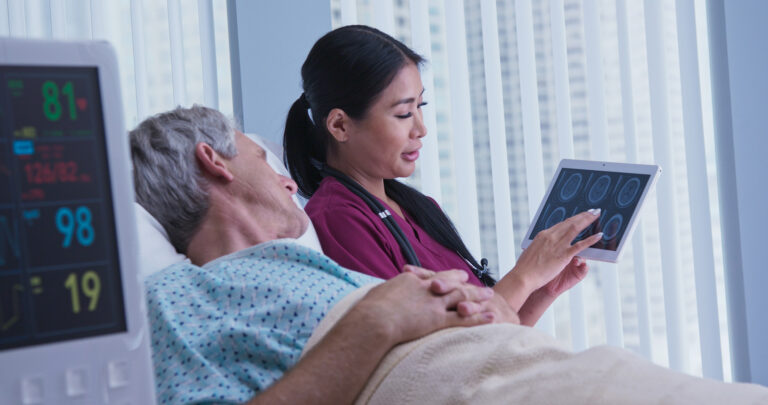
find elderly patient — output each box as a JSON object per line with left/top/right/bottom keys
{"left": 133, "top": 106, "right": 768, "bottom": 405}
{"left": 132, "top": 105, "right": 516, "bottom": 404}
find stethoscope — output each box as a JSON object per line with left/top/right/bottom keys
{"left": 314, "top": 161, "right": 494, "bottom": 285}
{"left": 316, "top": 162, "right": 422, "bottom": 267}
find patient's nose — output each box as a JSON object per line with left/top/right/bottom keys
{"left": 281, "top": 175, "right": 298, "bottom": 195}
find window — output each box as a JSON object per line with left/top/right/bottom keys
{"left": 0, "top": 0, "right": 233, "bottom": 129}
{"left": 331, "top": 0, "right": 729, "bottom": 381}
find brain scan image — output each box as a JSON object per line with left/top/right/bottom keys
{"left": 559, "top": 173, "right": 582, "bottom": 202}
{"left": 617, "top": 177, "right": 641, "bottom": 208}
{"left": 602, "top": 214, "right": 623, "bottom": 240}
{"left": 530, "top": 168, "right": 650, "bottom": 251}
{"left": 587, "top": 175, "right": 611, "bottom": 204}
{"left": 544, "top": 206, "right": 567, "bottom": 229}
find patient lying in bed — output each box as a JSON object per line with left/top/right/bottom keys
{"left": 307, "top": 284, "right": 768, "bottom": 405}
{"left": 133, "top": 106, "right": 768, "bottom": 404}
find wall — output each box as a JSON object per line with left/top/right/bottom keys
{"left": 227, "top": 0, "right": 331, "bottom": 145}
{"left": 708, "top": 0, "right": 768, "bottom": 384}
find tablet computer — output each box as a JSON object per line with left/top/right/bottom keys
{"left": 521, "top": 159, "right": 661, "bottom": 262}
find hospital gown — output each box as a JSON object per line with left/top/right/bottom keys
{"left": 145, "top": 239, "right": 379, "bottom": 404}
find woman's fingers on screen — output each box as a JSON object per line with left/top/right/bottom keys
{"left": 568, "top": 232, "right": 604, "bottom": 256}
{"left": 557, "top": 209, "right": 601, "bottom": 240}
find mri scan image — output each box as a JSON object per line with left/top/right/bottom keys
{"left": 530, "top": 168, "right": 650, "bottom": 251}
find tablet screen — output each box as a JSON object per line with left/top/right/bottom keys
{"left": 528, "top": 168, "right": 650, "bottom": 251}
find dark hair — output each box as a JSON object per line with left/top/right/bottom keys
{"left": 283, "top": 25, "right": 495, "bottom": 286}
{"left": 284, "top": 24, "right": 423, "bottom": 196}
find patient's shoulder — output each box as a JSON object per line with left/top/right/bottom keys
{"left": 143, "top": 261, "right": 208, "bottom": 303}
{"left": 145, "top": 260, "right": 199, "bottom": 288}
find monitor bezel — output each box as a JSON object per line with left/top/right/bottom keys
{"left": 0, "top": 38, "right": 155, "bottom": 403}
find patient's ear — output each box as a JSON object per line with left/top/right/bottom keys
{"left": 326, "top": 108, "right": 351, "bottom": 143}
{"left": 195, "top": 142, "right": 234, "bottom": 182}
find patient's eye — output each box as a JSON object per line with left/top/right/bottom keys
{"left": 418, "top": 101, "right": 428, "bottom": 108}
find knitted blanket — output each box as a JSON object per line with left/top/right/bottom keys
{"left": 303, "top": 285, "right": 768, "bottom": 404}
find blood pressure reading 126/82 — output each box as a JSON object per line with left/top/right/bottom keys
{"left": 0, "top": 66, "right": 126, "bottom": 351}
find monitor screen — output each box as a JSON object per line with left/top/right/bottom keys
{"left": 528, "top": 168, "right": 650, "bottom": 251}
{"left": 0, "top": 66, "right": 126, "bottom": 351}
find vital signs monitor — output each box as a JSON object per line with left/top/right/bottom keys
{"left": 0, "top": 39, "right": 155, "bottom": 404}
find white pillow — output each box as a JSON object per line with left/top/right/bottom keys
{"left": 135, "top": 133, "right": 323, "bottom": 280}
{"left": 135, "top": 202, "right": 189, "bottom": 280}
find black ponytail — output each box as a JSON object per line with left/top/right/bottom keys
{"left": 284, "top": 94, "right": 325, "bottom": 198}
{"left": 385, "top": 180, "right": 496, "bottom": 286}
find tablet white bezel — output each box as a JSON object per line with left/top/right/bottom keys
{"left": 0, "top": 38, "right": 156, "bottom": 404}
{"left": 521, "top": 159, "right": 661, "bottom": 262}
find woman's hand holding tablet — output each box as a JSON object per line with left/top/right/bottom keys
{"left": 497, "top": 210, "right": 604, "bottom": 312}
{"left": 522, "top": 159, "right": 661, "bottom": 263}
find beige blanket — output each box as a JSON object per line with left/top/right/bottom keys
{"left": 303, "top": 284, "right": 768, "bottom": 405}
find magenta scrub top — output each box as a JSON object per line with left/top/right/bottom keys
{"left": 305, "top": 177, "right": 483, "bottom": 287}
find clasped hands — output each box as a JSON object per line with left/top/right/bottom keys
{"left": 349, "top": 266, "right": 516, "bottom": 347}
{"left": 351, "top": 209, "right": 602, "bottom": 345}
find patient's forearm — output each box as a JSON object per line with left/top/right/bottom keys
{"left": 245, "top": 305, "right": 395, "bottom": 405}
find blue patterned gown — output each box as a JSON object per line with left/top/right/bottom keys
{"left": 145, "top": 239, "right": 379, "bottom": 404}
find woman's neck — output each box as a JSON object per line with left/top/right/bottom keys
{"left": 325, "top": 157, "right": 404, "bottom": 218}
{"left": 326, "top": 156, "right": 386, "bottom": 201}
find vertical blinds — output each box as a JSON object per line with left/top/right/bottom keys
{"left": 334, "top": 0, "right": 727, "bottom": 380}
{"left": 0, "top": 0, "right": 232, "bottom": 128}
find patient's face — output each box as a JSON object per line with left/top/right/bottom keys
{"left": 230, "top": 131, "right": 309, "bottom": 238}
{"left": 335, "top": 63, "right": 426, "bottom": 181}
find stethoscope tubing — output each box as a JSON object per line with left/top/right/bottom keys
{"left": 319, "top": 165, "right": 422, "bottom": 267}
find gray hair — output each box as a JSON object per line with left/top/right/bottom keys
{"left": 130, "top": 105, "right": 237, "bottom": 253}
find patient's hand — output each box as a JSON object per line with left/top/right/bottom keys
{"left": 405, "top": 265, "right": 521, "bottom": 325}
{"left": 456, "top": 293, "right": 521, "bottom": 325}
{"left": 350, "top": 268, "right": 496, "bottom": 345}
